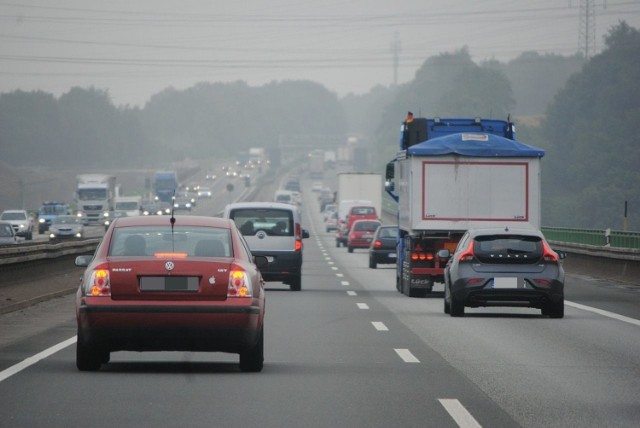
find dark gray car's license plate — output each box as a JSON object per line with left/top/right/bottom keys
{"left": 140, "top": 276, "right": 199, "bottom": 291}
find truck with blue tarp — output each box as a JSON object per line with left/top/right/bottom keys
{"left": 385, "top": 116, "right": 545, "bottom": 297}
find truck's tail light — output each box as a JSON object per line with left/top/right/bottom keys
{"left": 542, "top": 241, "right": 559, "bottom": 263}
{"left": 228, "top": 266, "right": 252, "bottom": 297}
{"left": 87, "top": 265, "right": 111, "bottom": 296}
{"left": 458, "top": 241, "right": 475, "bottom": 262}
{"left": 411, "top": 251, "right": 434, "bottom": 261}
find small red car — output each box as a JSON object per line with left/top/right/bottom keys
{"left": 75, "top": 215, "right": 267, "bottom": 372}
{"left": 347, "top": 219, "right": 382, "bottom": 253}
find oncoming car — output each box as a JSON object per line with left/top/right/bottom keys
{"left": 441, "top": 227, "right": 566, "bottom": 318}
{"left": 74, "top": 215, "right": 268, "bottom": 372}
{"left": 49, "top": 215, "right": 85, "bottom": 240}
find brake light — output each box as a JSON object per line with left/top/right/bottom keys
{"left": 87, "top": 266, "right": 110, "bottom": 296}
{"left": 374, "top": 240, "right": 382, "bottom": 248}
{"left": 295, "top": 239, "right": 303, "bottom": 251}
{"left": 228, "top": 266, "right": 252, "bottom": 297}
{"left": 411, "top": 251, "right": 434, "bottom": 261}
{"left": 154, "top": 252, "right": 188, "bottom": 259}
{"left": 542, "top": 241, "right": 559, "bottom": 262}
{"left": 458, "top": 241, "right": 475, "bottom": 262}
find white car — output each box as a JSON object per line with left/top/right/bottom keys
{"left": 197, "top": 187, "right": 212, "bottom": 198}
{"left": 0, "top": 209, "right": 34, "bottom": 240}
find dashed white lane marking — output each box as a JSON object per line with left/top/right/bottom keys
{"left": 347, "top": 291, "right": 357, "bottom": 296}
{"left": 372, "top": 322, "right": 388, "bottom": 331}
{"left": 336, "top": 273, "right": 344, "bottom": 277}
{"left": 394, "top": 348, "right": 420, "bottom": 363}
{"left": 357, "top": 303, "right": 369, "bottom": 309}
{"left": 0, "top": 336, "right": 77, "bottom": 383}
{"left": 565, "top": 300, "right": 640, "bottom": 327}
{"left": 341, "top": 281, "right": 349, "bottom": 286}
{"left": 438, "top": 399, "right": 483, "bottom": 428}
{"left": 331, "top": 266, "right": 338, "bottom": 270}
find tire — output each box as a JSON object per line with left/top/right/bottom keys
{"left": 450, "top": 295, "right": 465, "bottom": 317}
{"left": 369, "top": 257, "right": 376, "bottom": 269}
{"left": 348, "top": 246, "right": 354, "bottom": 253}
{"left": 239, "top": 328, "right": 264, "bottom": 372}
{"left": 545, "top": 299, "right": 564, "bottom": 318}
{"left": 76, "top": 330, "right": 104, "bottom": 371}
{"left": 289, "top": 272, "right": 302, "bottom": 291}
{"left": 336, "top": 240, "right": 340, "bottom": 248}
{"left": 444, "top": 288, "right": 451, "bottom": 314}
{"left": 26, "top": 231, "right": 33, "bottom": 240}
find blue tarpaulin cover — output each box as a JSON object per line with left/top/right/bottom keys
{"left": 406, "top": 132, "right": 545, "bottom": 158}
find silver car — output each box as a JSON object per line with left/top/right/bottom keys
{"left": 0, "top": 221, "right": 19, "bottom": 245}
{"left": 441, "top": 227, "right": 566, "bottom": 318}
{"left": 49, "top": 215, "right": 85, "bottom": 240}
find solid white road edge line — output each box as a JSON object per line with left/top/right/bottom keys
{"left": 565, "top": 300, "right": 640, "bottom": 326}
{"left": 438, "top": 399, "right": 482, "bottom": 428}
{"left": 0, "top": 336, "right": 77, "bottom": 383}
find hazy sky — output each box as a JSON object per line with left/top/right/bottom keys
{"left": 1, "top": 0, "right": 639, "bottom": 106}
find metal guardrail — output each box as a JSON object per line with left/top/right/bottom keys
{"left": 0, "top": 239, "right": 101, "bottom": 266}
{"left": 542, "top": 227, "right": 640, "bottom": 250}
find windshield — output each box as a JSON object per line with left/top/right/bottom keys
{"left": 53, "top": 216, "right": 82, "bottom": 225}
{"left": 78, "top": 189, "right": 107, "bottom": 201}
{"left": 39, "top": 205, "right": 68, "bottom": 215}
{"left": 1, "top": 212, "right": 27, "bottom": 220}
{"left": 115, "top": 202, "right": 139, "bottom": 210}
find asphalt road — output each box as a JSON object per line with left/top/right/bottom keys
{"left": 1, "top": 173, "right": 639, "bottom": 427}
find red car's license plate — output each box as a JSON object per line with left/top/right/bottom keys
{"left": 140, "top": 276, "right": 199, "bottom": 291}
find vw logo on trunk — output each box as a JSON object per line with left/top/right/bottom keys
{"left": 165, "top": 261, "right": 175, "bottom": 271}
{"left": 257, "top": 231, "right": 266, "bottom": 239}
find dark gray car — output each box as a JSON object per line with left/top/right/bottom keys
{"left": 441, "top": 227, "right": 565, "bottom": 318}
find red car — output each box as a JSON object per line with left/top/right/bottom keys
{"left": 347, "top": 219, "right": 382, "bottom": 253}
{"left": 74, "top": 215, "right": 267, "bottom": 372}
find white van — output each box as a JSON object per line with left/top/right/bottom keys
{"left": 274, "top": 190, "right": 295, "bottom": 205}
{"left": 223, "top": 202, "right": 310, "bottom": 291}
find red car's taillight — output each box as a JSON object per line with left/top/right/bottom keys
{"left": 87, "top": 266, "right": 111, "bottom": 296}
{"left": 228, "top": 266, "right": 252, "bottom": 297}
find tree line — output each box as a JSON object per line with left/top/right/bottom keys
{"left": 1, "top": 22, "right": 637, "bottom": 230}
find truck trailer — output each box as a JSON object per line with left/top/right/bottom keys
{"left": 386, "top": 117, "right": 545, "bottom": 297}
